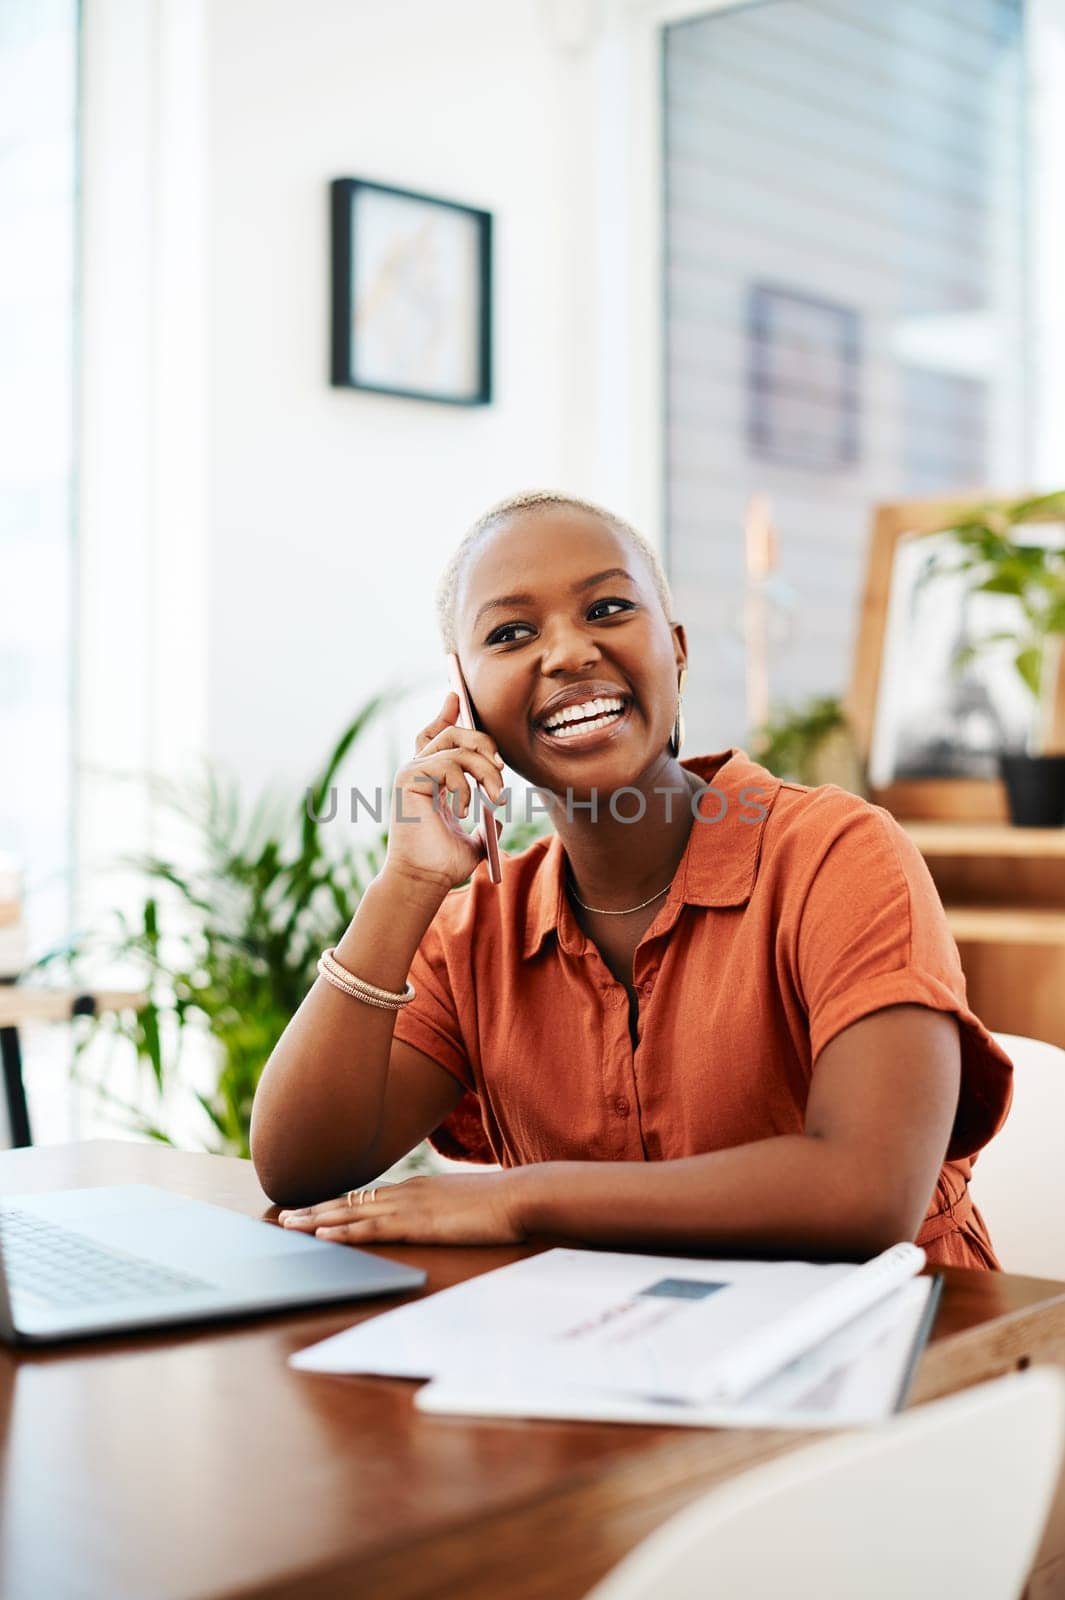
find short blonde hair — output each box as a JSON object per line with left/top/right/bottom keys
{"left": 435, "top": 490, "right": 674, "bottom": 652}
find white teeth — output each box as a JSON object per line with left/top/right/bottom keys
{"left": 543, "top": 696, "right": 625, "bottom": 732}
{"left": 543, "top": 706, "right": 625, "bottom": 739}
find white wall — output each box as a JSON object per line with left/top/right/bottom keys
{"left": 79, "top": 0, "right": 725, "bottom": 846}
{"left": 78, "top": 0, "right": 1065, "bottom": 871}
{"left": 207, "top": 0, "right": 589, "bottom": 800}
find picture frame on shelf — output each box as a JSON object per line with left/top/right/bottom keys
{"left": 330, "top": 178, "right": 492, "bottom": 406}
{"left": 847, "top": 496, "right": 1065, "bottom": 821}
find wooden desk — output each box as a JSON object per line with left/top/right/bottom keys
{"left": 1, "top": 1142, "right": 1064, "bottom": 1600}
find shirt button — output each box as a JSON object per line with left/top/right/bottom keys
{"left": 614, "top": 1097, "right": 630, "bottom": 1117}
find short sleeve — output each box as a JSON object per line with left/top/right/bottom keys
{"left": 794, "top": 802, "right": 1013, "bottom": 1161}
{"left": 390, "top": 915, "right": 475, "bottom": 1093}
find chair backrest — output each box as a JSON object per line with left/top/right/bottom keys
{"left": 972, "top": 1032, "right": 1065, "bottom": 1280}
{"left": 582, "top": 1368, "right": 1065, "bottom": 1600}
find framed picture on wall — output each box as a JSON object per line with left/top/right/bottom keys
{"left": 330, "top": 178, "right": 492, "bottom": 406}
{"left": 747, "top": 284, "right": 860, "bottom": 470}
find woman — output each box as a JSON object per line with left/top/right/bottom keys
{"left": 251, "top": 491, "right": 1011, "bottom": 1268}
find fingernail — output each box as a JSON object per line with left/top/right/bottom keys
{"left": 317, "top": 1227, "right": 343, "bottom": 1239}
{"left": 494, "top": 753, "right": 504, "bottom": 767}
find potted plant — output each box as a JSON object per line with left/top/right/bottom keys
{"left": 924, "top": 492, "right": 1065, "bottom": 826}
{"left": 42, "top": 692, "right": 547, "bottom": 1159}
{"left": 752, "top": 696, "right": 866, "bottom": 795}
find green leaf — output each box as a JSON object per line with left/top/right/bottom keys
{"left": 752, "top": 696, "right": 850, "bottom": 784}
{"left": 923, "top": 495, "right": 1065, "bottom": 683}
{"left": 1003, "top": 490, "right": 1065, "bottom": 523}
{"left": 1015, "top": 647, "right": 1043, "bottom": 697}
{"left": 300, "top": 690, "right": 397, "bottom": 859}
{"left": 976, "top": 572, "right": 1026, "bottom": 596}
{"left": 137, "top": 1001, "right": 164, "bottom": 1090}
{"left": 193, "top": 1089, "right": 231, "bottom": 1144}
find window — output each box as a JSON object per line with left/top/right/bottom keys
{"left": 0, "top": 0, "right": 79, "bottom": 1138}
{"left": 662, "top": 0, "right": 1029, "bottom": 749}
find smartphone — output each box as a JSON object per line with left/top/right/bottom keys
{"left": 445, "top": 652, "right": 503, "bottom": 885}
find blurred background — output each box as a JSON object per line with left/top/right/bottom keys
{"left": 3, "top": 0, "right": 1064, "bottom": 1155}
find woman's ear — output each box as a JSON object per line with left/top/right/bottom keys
{"left": 671, "top": 622, "right": 688, "bottom": 678}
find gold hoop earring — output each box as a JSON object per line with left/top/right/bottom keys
{"left": 669, "top": 668, "right": 687, "bottom": 756}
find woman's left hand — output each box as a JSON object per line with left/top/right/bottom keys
{"left": 276, "top": 1171, "right": 527, "bottom": 1247}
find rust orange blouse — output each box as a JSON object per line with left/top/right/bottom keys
{"left": 391, "top": 749, "right": 1013, "bottom": 1270}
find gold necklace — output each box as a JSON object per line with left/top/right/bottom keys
{"left": 566, "top": 768, "right": 696, "bottom": 916}
{"left": 566, "top": 877, "right": 673, "bottom": 916}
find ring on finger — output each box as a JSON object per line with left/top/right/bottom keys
{"left": 346, "top": 1189, "right": 358, "bottom": 1208}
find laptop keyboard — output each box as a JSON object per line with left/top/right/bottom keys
{"left": 0, "top": 1206, "right": 213, "bottom": 1309}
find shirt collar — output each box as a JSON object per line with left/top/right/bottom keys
{"left": 521, "top": 749, "right": 782, "bottom": 958}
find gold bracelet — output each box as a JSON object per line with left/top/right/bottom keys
{"left": 316, "top": 948, "right": 416, "bottom": 1010}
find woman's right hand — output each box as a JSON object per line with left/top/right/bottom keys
{"left": 384, "top": 691, "right": 506, "bottom": 892}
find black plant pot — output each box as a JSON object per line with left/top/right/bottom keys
{"left": 998, "top": 753, "right": 1065, "bottom": 828}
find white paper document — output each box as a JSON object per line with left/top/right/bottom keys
{"left": 415, "top": 1277, "right": 937, "bottom": 1430}
{"left": 290, "top": 1243, "right": 937, "bottom": 1428}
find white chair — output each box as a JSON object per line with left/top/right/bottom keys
{"left": 971, "top": 1032, "right": 1065, "bottom": 1280}
{"left": 582, "top": 1368, "right": 1065, "bottom": 1600}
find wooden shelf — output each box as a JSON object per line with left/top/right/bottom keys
{"left": 898, "top": 813, "right": 1065, "bottom": 1045}
{"left": 945, "top": 907, "right": 1065, "bottom": 946}
{"left": 0, "top": 988, "right": 147, "bottom": 1029}
{"left": 902, "top": 822, "right": 1065, "bottom": 858}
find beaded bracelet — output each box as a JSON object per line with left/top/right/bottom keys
{"left": 316, "top": 947, "right": 416, "bottom": 1010}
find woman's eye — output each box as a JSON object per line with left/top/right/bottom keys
{"left": 487, "top": 621, "right": 535, "bottom": 645}
{"left": 486, "top": 599, "right": 633, "bottom": 644}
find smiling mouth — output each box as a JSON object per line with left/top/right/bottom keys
{"left": 536, "top": 697, "right": 631, "bottom": 745}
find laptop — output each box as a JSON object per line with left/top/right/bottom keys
{"left": 0, "top": 1183, "right": 426, "bottom": 1344}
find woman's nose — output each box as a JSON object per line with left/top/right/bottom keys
{"left": 538, "top": 621, "right": 602, "bottom": 676}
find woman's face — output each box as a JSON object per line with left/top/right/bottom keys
{"left": 455, "top": 508, "right": 687, "bottom": 793}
